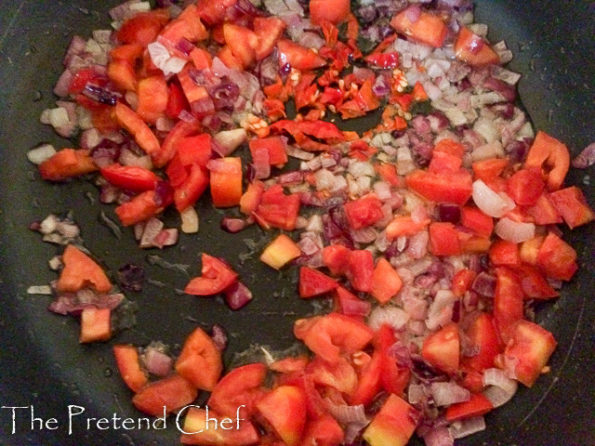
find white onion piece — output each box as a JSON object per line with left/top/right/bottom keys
{"left": 147, "top": 41, "right": 186, "bottom": 76}
{"left": 180, "top": 207, "right": 199, "bottom": 234}
{"left": 471, "top": 141, "right": 504, "bottom": 161}
{"left": 27, "top": 285, "right": 53, "bottom": 295}
{"left": 368, "top": 306, "right": 410, "bottom": 332}
{"left": 472, "top": 180, "right": 516, "bottom": 218}
{"left": 430, "top": 382, "right": 471, "bottom": 406}
{"left": 426, "top": 290, "right": 455, "bottom": 331}
{"left": 449, "top": 416, "right": 486, "bottom": 439}
{"left": 139, "top": 217, "right": 164, "bottom": 248}
{"left": 494, "top": 218, "right": 535, "bottom": 243}
{"left": 482, "top": 368, "right": 518, "bottom": 408}
{"left": 214, "top": 128, "right": 247, "bottom": 155}
{"left": 326, "top": 402, "right": 368, "bottom": 425}
{"left": 27, "top": 144, "right": 56, "bottom": 165}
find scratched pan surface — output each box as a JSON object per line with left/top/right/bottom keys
{"left": 0, "top": 1, "right": 593, "bottom": 445}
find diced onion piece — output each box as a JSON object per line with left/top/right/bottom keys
{"left": 368, "top": 306, "right": 410, "bottom": 332}
{"left": 494, "top": 217, "right": 535, "bottom": 243}
{"left": 27, "top": 285, "right": 53, "bottom": 295}
{"left": 472, "top": 180, "right": 515, "bottom": 218}
{"left": 27, "top": 144, "right": 56, "bottom": 165}
{"left": 213, "top": 128, "right": 247, "bottom": 155}
{"left": 482, "top": 368, "right": 518, "bottom": 408}
{"left": 430, "top": 381, "right": 470, "bottom": 406}
{"left": 449, "top": 416, "right": 486, "bottom": 439}
{"left": 180, "top": 207, "right": 199, "bottom": 234}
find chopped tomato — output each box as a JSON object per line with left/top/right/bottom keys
{"left": 322, "top": 244, "right": 351, "bottom": 276}
{"left": 347, "top": 249, "right": 374, "bottom": 293}
{"left": 493, "top": 267, "right": 524, "bottom": 342}
{"left": 155, "top": 119, "right": 201, "bottom": 168}
{"left": 253, "top": 17, "right": 286, "bottom": 61}
{"left": 446, "top": 393, "right": 493, "bottom": 421}
{"left": 195, "top": 0, "right": 237, "bottom": 25}
{"left": 208, "top": 157, "right": 243, "bottom": 208}
{"left": 429, "top": 222, "right": 462, "bottom": 256}
{"left": 385, "top": 215, "right": 431, "bottom": 240}
{"left": 301, "top": 414, "right": 344, "bottom": 446}
{"left": 133, "top": 374, "right": 197, "bottom": 417}
{"left": 249, "top": 136, "right": 288, "bottom": 167}
{"left": 277, "top": 40, "right": 326, "bottom": 71}
{"left": 406, "top": 169, "right": 473, "bottom": 205}
{"left": 68, "top": 67, "right": 102, "bottom": 94}
{"left": 256, "top": 386, "right": 307, "bottom": 446}
{"left": 100, "top": 163, "right": 159, "bottom": 192}
{"left": 260, "top": 234, "right": 301, "bottom": 270}
{"left": 113, "top": 345, "right": 148, "bottom": 393}
{"left": 56, "top": 245, "right": 111, "bottom": 293}
{"left": 451, "top": 269, "right": 477, "bottom": 297}
{"left": 525, "top": 131, "right": 570, "bottom": 191}
{"left": 375, "top": 325, "right": 410, "bottom": 396}
{"left": 501, "top": 320, "right": 557, "bottom": 387}
{"left": 517, "top": 264, "right": 559, "bottom": 300}
{"left": 507, "top": 168, "right": 545, "bottom": 206}
{"left": 114, "top": 103, "right": 161, "bottom": 156}
{"left": 489, "top": 239, "right": 521, "bottom": 266}
{"left": 175, "top": 133, "right": 213, "bottom": 167}
{"left": 185, "top": 253, "right": 238, "bottom": 296}
{"left": 189, "top": 47, "right": 212, "bottom": 70}
{"left": 548, "top": 186, "right": 595, "bottom": 229}
{"left": 463, "top": 313, "right": 501, "bottom": 372}
{"left": 115, "top": 189, "right": 165, "bottom": 226}
{"left": 223, "top": 23, "right": 258, "bottom": 68}
{"left": 536, "top": 232, "right": 578, "bottom": 281}
{"left": 293, "top": 313, "right": 373, "bottom": 363}
{"left": 350, "top": 349, "right": 382, "bottom": 406}
{"left": 363, "top": 394, "right": 418, "bottom": 446}
{"left": 299, "top": 266, "right": 338, "bottom": 298}
{"left": 116, "top": 10, "right": 169, "bottom": 46}
{"left": 371, "top": 258, "right": 403, "bottom": 304}
{"left": 461, "top": 206, "right": 494, "bottom": 237}
{"left": 519, "top": 236, "right": 544, "bottom": 265}
{"left": 39, "top": 149, "right": 97, "bottom": 181}
{"left": 208, "top": 363, "right": 267, "bottom": 418}
{"left": 421, "top": 323, "right": 460, "bottom": 375}
{"left": 166, "top": 82, "right": 189, "bottom": 119}
{"left": 526, "top": 193, "right": 563, "bottom": 225}
{"left": 334, "top": 286, "right": 371, "bottom": 317}
{"left": 159, "top": 4, "right": 208, "bottom": 46}
{"left": 472, "top": 158, "right": 508, "bottom": 182}
{"left": 79, "top": 307, "right": 111, "bottom": 343}
{"left": 240, "top": 181, "right": 265, "bottom": 215}
{"left": 255, "top": 185, "right": 301, "bottom": 231}
{"left": 428, "top": 150, "right": 463, "bottom": 173}
{"left": 308, "top": 356, "right": 357, "bottom": 395}
{"left": 175, "top": 327, "right": 223, "bottom": 391}
{"left": 365, "top": 52, "right": 400, "bottom": 69}
{"left": 174, "top": 164, "right": 209, "bottom": 211}
{"left": 344, "top": 193, "right": 384, "bottom": 230}
{"left": 390, "top": 7, "right": 448, "bottom": 48}
{"left": 180, "top": 407, "right": 260, "bottom": 445}
{"left": 136, "top": 75, "right": 169, "bottom": 123}
{"left": 454, "top": 26, "right": 500, "bottom": 66}
{"left": 309, "top": 0, "right": 350, "bottom": 25}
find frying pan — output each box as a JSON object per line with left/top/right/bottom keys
{"left": 0, "top": 1, "right": 592, "bottom": 445}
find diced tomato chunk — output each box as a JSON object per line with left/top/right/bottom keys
{"left": 309, "top": 0, "right": 351, "bottom": 25}
{"left": 113, "top": 345, "right": 148, "bottom": 392}
{"left": 115, "top": 190, "right": 164, "bottom": 226}
{"left": 371, "top": 258, "right": 403, "bottom": 304}
{"left": 39, "top": 149, "right": 97, "bottom": 181}
{"left": 253, "top": 17, "right": 286, "bottom": 61}
{"left": 208, "top": 157, "right": 243, "bottom": 208}
{"left": 363, "top": 394, "right": 418, "bottom": 446}
{"left": 390, "top": 7, "right": 448, "bottom": 48}
{"left": 180, "top": 407, "right": 260, "bottom": 445}
{"left": 299, "top": 266, "right": 338, "bottom": 298}
{"left": 256, "top": 386, "right": 307, "bottom": 446}
{"left": 114, "top": 103, "right": 161, "bottom": 156}
{"left": 100, "top": 164, "right": 160, "bottom": 192}
{"left": 277, "top": 40, "right": 326, "bottom": 71}
{"left": 322, "top": 244, "right": 351, "bottom": 276}
{"left": 261, "top": 234, "right": 301, "bottom": 270}
{"left": 344, "top": 194, "right": 384, "bottom": 230}
{"left": 536, "top": 232, "right": 578, "bottom": 281}
{"left": 385, "top": 215, "right": 430, "bottom": 240}
{"left": 79, "top": 307, "right": 111, "bottom": 343}
{"left": 175, "top": 327, "right": 223, "bottom": 391}
{"left": 174, "top": 164, "right": 209, "bottom": 211}
{"left": 454, "top": 26, "right": 500, "bottom": 66}
{"left": 429, "top": 222, "right": 461, "bottom": 256}
{"left": 451, "top": 269, "right": 476, "bottom": 297}
{"left": 406, "top": 169, "right": 472, "bottom": 205}
{"left": 208, "top": 363, "right": 267, "bottom": 418}
{"left": 525, "top": 131, "right": 570, "bottom": 191}
{"left": 446, "top": 393, "right": 493, "bottom": 421}
{"left": 136, "top": 75, "right": 169, "bottom": 123}
{"left": 249, "top": 136, "right": 288, "bottom": 167}
{"left": 461, "top": 206, "right": 494, "bottom": 237}
{"left": 301, "top": 414, "right": 344, "bottom": 446}
{"left": 133, "top": 374, "right": 198, "bottom": 417}
{"left": 489, "top": 240, "right": 521, "bottom": 266}
{"left": 548, "top": 186, "right": 595, "bottom": 229}
{"left": 255, "top": 185, "right": 301, "bottom": 231}
{"left": 463, "top": 313, "right": 501, "bottom": 372}
{"left": 116, "top": 11, "right": 169, "bottom": 46}
{"left": 57, "top": 245, "right": 112, "bottom": 294}
{"left": 421, "top": 323, "right": 460, "bottom": 375}
{"left": 493, "top": 267, "right": 524, "bottom": 342}
{"left": 185, "top": 253, "right": 238, "bottom": 296}
{"left": 347, "top": 250, "right": 374, "bottom": 293}
{"left": 507, "top": 168, "right": 545, "bottom": 206}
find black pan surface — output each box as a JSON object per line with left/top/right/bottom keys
{"left": 0, "top": 1, "right": 593, "bottom": 445}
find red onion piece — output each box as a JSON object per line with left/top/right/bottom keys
{"left": 49, "top": 292, "right": 123, "bottom": 316}
{"left": 471, "top": 272, "right": 496, "bottom": 297}
{"left": 437, "top": 204, "right": 461, "bottom": 223}
{"left": 224, "top": 281, "right": 253, "bottom": 310}
{"left": 424, "top": 427, "right": 454, "bottom": 446}
{"left": 210, "top": 324, "right": 228, "bottom": 351}
{"left": 117, "top": 263, "right": 144, "bottom": 292}
{"left": 221, "top": 218, "right": 247, "bottom": 233}
{"left": 142, "top": 347, "right": 173, "bottom": 377}
{"left": 405, "top": 4, "right": 422, "bottom": 22}
{"left": 572, "top": 142, "right": 595, "bottom": 168}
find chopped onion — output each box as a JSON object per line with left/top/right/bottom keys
{"left": 430, "top": 381, "right": 471, "bottom": 406}
{"left": 472, "top": 180, "right": 515, "bottom": 218}
{"left": 572, "top": 142, "right": 595, "bottom": 168}
{"left": 424, "top": 427, "right": 454, "bottom": 446}
{"left": 27, "top": 285, "right": 53, "bottom": 295}
{"left": 224, "top": 282, "right": 253, "bottom": 310}
{"left": 210, "top": 324, "right": 228, "bottom": 351}
{"left": 139, "top": 217, "right": 164, "bottom": 248}
{"left": 494, "top": 217, "right": 536, "bottom": 243}
{"left": 368, "top": 306, "right": 410, "bottom": 332}
{"left": 326, "top": 402, "right": 368, "bottom": 425}
{"left": 27, "top": 144, "right": 56, "bottom": 165}
{"left": 482, "top": 368, "right": 518, "bottom": 407}
{"left": 426, "top": 290, "right": 455, "bottom": 331}
{"left": 180, "top": 207, "right": 199, "bottom": 234}
{"left": 142, "top": 346, "right": 173, "bottom": 377}
{"left": 213, "top": 128, "right": 247, "bottom": 155}
{"left": 449, "top": 416, "right": 486, "bottom": 439}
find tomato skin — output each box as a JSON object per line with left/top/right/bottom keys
{"left": 454, "top": 26, "right": 500, "bottom": 66}
{"left": 175, "top": 327, "right": 223, "bottom": 391}
{"left": 347, "top": 249, "right": 374, "bottom": 293}
{"left": 309, "top": 0, "right": 350, "bottom": 25}
{"left": 208, "top": 363, "right": 267, "bottom": 418}
{"left": 174, "top": 164, "right": 209, "bottom": 211}
{"left": 344, "top": 193, "right": 384, "bottom": 230}
{"left": 113, "top": 345, "right": 148, "bottom": 393}
{"left": 463, "top": 313, "right": 501, "bottom": 372}
{"left": 406, "top": 169, "right": 473, "bottom": 205}
{"left": 363, "top": 394, "right": 418, "bottom": 446}
{"left": 56, "top": 245, "right": 111, "bottom": 294}
{"left": 132, "top": 374, "right": 198, "bottom": 417}
{"left": 445, "top": 393, "right": 493, "bottom": 422}
{"left": 390, "top": 7, "right": 448, "bottom": 48}
{"left": 180, "top": 407, "right": 260, "bottom": 445}
{"left": 421, "top": 323, "right": 460, "bottom": 375}
{"left": 100, "top": 164, "right": 160, "bottom": 192}
{"left": 525, "top": 131, "right": 570, "bottom": 191}
{"left": 536, "top": 232, "right": 578, "bottom": 281}
{"left": 501, "top": 320, "right": 557, "bottom": 387}
{"left": 256, "top": 386, "right": 307, "bottom": 446}
{"left": 208, "top": 157, "right": 243, "bottom": 208}
{"left": 299, "top": 267, "right": 338, "bottom": 298}
{"left": 185, "top": 253, "right": 238, "bottom": 296}
{"left": 115, "top": 189, "right": 164, "bottom": 226}
{"left": 548, "top": 186, "right": 595, "bottom": 229}
{"left": 493, "top": 267, "right": 524, "bottom": 342}
{"left": 371, "top": 258, "right": 403, "bottom": 304}
{"left": 507, "top": 168, "right": 545, "bottom": 206}
{"left": 277, "top": 40, "right": 326, "bottom": 71}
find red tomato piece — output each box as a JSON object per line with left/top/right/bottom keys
{"left": 100, "top": 163, "right": 159, "bottom": 192}
{"left": 363, "top": 394, "right": 418, "bottom": 446}
{"left": 526, "top": 193, "right": 563, "bottom": 225}
{"left": 375, "top": 325, "right": 410, "bottom": 396}
{"left": 293, "top": 313, "right": 374, "bottom": 363}
{"left": 208, "top": 363, "right": 267, "bottom": 418}
{"left": 166, "top": 82, "right": 189, "bottom": 119}
{"left": 463, "top": 313, "right": 501, "bottom": 372}
{"left": 240, "top": 181, "right": 265, "bottom": 215}
{"left": 406, "top": 169, "right": 473, "bottom": 205}
{"left": 517, "top": 264, "right": 559, "bottom": 300}
{"left": 548, "top": 186, "right": 595, "bottom": 229}
{"left": 507, "top": 168, "right": 545, "bottom": 206}
{"left": 472, "top": 158, "right": 508, "bottom": 182}
{"left": 493, "top": 267, "right": 524, "bottom": 342}
{"left": 461, "top": 207, "right": 494, "bottom": 237}
{"left": 255, "top": 185, "right": 301, "bottom": 231}
{"left": 451, "top": 268, "right": 476, "bottom": 297}
{"left": 347, "top": 249, "right": 374, "bottom": 293}
{"left": 56, "top": 245, "right": 111, "bottom": 294}
{"left": 116, "top": 10, "right": 169, "bottom": 46}
{"left": 133, "top": 374, "right": 198, "bottom": 417}
{"left": 519, "top": 236, "right": 544, "bottom": 265}
{"left": 428, "top": 150, "right": 463, "bottom": 174}
{"left": 208, "top": 157, "right": 243, "bottom": 208}
{"left": 322, "top": 244, "right": 351, "bottom": 276}
{"left": 309, "top": 0, "right": 350, "bottom": 25}
{"left": 155, "top": 119, "right": 201, "bottom": 168}
{"left": 301, "top": 414, "right": 344, "bottom": 446}
{"left": 256, "top": 386, "right": 307, "bottom": 446}
{"left": 307, "top": 356, "right": 358, "bottom": 395}
{"left": 269, "top": 356, "right": 309, "bottom": 374}
{"left": 260, "top": 234, "right": 301, "bottom": 270}
{"left": 107, "top": 58, "right": 138, "bottom": 91}
{"left": 421, "top": 323, "right": 460, "bottom": 375}
{"left": 195, "top": 0, "right": 237, "bottom": 25}
{"left": 445, "top": 393, "right": 493, "bottom": 421}
{"left": 175, "top": 327, "right": 223, "bottom": 391}
{"left": 159, "top": 4, "right": 208, "bottom": 46}
{"left": 79, "top": 307, "right": 111, "bottom": 343}
{"left": 39, "top": 149, "right": 97, "bottom": 181}
{"left": 365, "top": 52, "right": 400, "bottom": 69}
{"left": 114, "top": 103, "right": 161, "bottom": 156}
{"left": 185, "top": 253, "right": 238, "bottom": 296}
{"left": 501, "top": 320, "right": 557, "bottom": 387}
{"left": 253, "top": 17, "right": 286, "bottom": 61}
{"left": 113, "top": 345, "right": 148, "bottom": 393}
{"left": 223, "top": 23, "right": 259, "bottom": 68}
{"left": 180, "top": 407, "right": 260, "bottom": 445}
{"left": 334, "top": 286, "right": 371, "bottom": 317}
{"left": 110, "top": 43, "right": 144, "bottom": 65}
{"left": 371, "top": 258, "right": 403, "bottom": 304}
{"left": 174, "top": 164, "right": 209, "bottom": 211}
{"left": 68, "top": 67, "right": 102, "bottom": 94}
{"left": 525, "top": 131, "right": 570, "bottom": 191}
{"left": 136, "top": 75, "right": 169, "bottom": 124}
{"left": 454, "top": 26, "right": 500, "bottom": 66}
{"left": 489, "top": 240, "right": 521, "bottom": 267}
{"left": 175, "top": 133, "right": 212, "bottom": 167}
{"left": 299, "top": 266, "right": 339, "bottom": 298}
{"left": 385, "top": 215, "right": 431, "bottom": 240}
{"left": 249, "top": 136, "right": 288, "bottom": 167}
{"left": 390, "top": 7, "right": 448, "bottom": 48}
{"left": 429, "top": 222, "right": 462, "bottom": 256}
{"left": 536, "top": 232, "right": 578, "bottom": 281}
{"left": 350, "top": 350, "right": 382, "bottom": 406}
{"left": 277, "top": 40, "right": 326, "bottom": 71}
{"left": 115, "top": 189, "right": 164, "bottom": 226}
{"left": 344, "top": 193, "right": 384, "bottom": 230}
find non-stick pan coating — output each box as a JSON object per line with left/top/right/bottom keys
{"left": 0, "top": 1, "right": 592, "bottom": 445}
